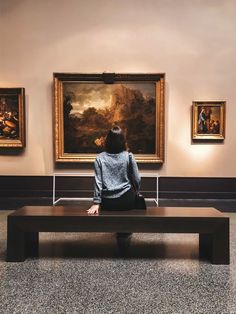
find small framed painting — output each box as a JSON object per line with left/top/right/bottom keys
{"left": 192, "top": 101, "right": 225, "bottom": 140}
{"left": 0, "top": 88, "right": 25, "bottom": 148}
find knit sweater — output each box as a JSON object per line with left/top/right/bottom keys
{"left": 93, "top": 151, "right": 141, "bottom": 204}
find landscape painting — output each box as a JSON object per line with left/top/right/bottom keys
{"left": 63, "top": 83, "right": 156, "bottom": 154}
{"left": 54, "top": 73, "right": 165, "bottom": 163}
{"left": 192, "top": 101, "right": 225, "bottom": 140}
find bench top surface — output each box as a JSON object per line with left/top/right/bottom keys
{"left": 9, "top": 206, "right": 227, "bottom": 219}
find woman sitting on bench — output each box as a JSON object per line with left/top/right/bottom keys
{"left": 87, "top": 125, "right": 141, "bottom": 215}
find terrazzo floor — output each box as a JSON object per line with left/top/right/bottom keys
{"left": 0, "top": 209, "right": 236, "bottom": 314}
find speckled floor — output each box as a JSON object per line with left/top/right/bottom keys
{"left": 0, "top": 210, "right": 236, "bottom": 314}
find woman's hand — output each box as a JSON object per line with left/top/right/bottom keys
{"left": 87, "top": 204, "right": 100, "bottom": 215}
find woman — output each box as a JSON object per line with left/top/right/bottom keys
{"left": 87, "top": 126, "right": 141, "bottom": 215}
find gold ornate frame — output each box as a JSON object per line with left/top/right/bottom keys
{"left": 192, "top": 101, "right": 225, "bottom": 140}
{"left": 0, "top": 88, "right": 25, "bottom": 148}
{"left": 54, "top": 73, "right": 165, "bottom": 163}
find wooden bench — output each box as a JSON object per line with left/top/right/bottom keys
{"left": 7, "top": 206, "right": 230, "bottom": 264}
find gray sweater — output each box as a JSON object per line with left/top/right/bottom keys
{"left": 93, "top": 151, "right": 141, "bottom": 204}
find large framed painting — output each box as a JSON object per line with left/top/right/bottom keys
{"left": 54, "top": 73, "right": 165, "bottom": 163}
{"left": 192, "top": 101, "right": 225, "bottom": 140}
{"left": 0, "top": 88, "right": 25, "bottom": 148}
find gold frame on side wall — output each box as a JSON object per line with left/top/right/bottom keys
{"left": 54, "top": 73, "right": 165, "bottom": 163}
{"left": 0, "top": 88, "right": 25, "bottom": 148}
{"left": 192, "top": 101, "right": 225, "bottom": 141}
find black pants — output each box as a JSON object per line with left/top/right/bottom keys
{"left": 101, "top": 188, "right": 135, "bottom": 211}
{"left": 101, "top": 189, "right": 135, "bottom": 239}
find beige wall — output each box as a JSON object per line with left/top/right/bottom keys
{"left": 0, "top": 0, "right": 236, "bottom": 176}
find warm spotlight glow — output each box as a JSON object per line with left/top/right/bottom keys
{"left": 189, "top": 145, "right": 215, "bottom": 161}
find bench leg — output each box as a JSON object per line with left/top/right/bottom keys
{"left": 7, "top": 221, "right": 26, "bottom": 262}
{"left": 25, "top": 232, "right": 39, "bottom": 258}
{"left": 211, "top": 221, "right": 230, "bottom": 265}
{"left": 199, "top": 233, "right": 212, "bottom": 261}
{"left": 199, "top": 221, "right": 230, "bottom": 265}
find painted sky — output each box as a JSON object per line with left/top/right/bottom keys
{"left": 63, "top": 82, "right": 156, "bottom": 115}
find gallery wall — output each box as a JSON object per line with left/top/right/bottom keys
{"left": 0, "top": 0, "right": 236, "bottom": 177}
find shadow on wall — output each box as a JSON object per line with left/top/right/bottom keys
{"left": 54, "top": 162, "right": 163, "bottom": 172}
{"left": 0, "top": 148, "right": 25, "bottom": 156}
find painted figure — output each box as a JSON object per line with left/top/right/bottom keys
{"left": 198, "top": 108, "right": 208, "bottom": 133}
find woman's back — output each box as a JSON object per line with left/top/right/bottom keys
{"left": 96, "top": 151, "right": 131, "bottom": 196}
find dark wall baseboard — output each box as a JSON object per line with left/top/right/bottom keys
{"left": 0, "top": 176, "right": 157, "bottom": 199}
{"left": 159, "top": 177, "right": 236, "bottom": 199}
{"left": 0, "top": 176, "right": 235, "bottom": 210}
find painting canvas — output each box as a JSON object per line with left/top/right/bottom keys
{"left": 192, "top": 101, "right": 225, "bottom": 140}
{"left": 0, "top": 88, "right": 25, "bottom": 147}
{"left": 54, "top": 73, "right": 165, "bottom": 163}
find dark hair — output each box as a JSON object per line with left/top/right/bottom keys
{"left": 105, "top": 126, "right": 127, "bottom": 154}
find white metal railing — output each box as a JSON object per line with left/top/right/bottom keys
{"left": 52, "top": 172, "right": 159, "bottom": 206}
